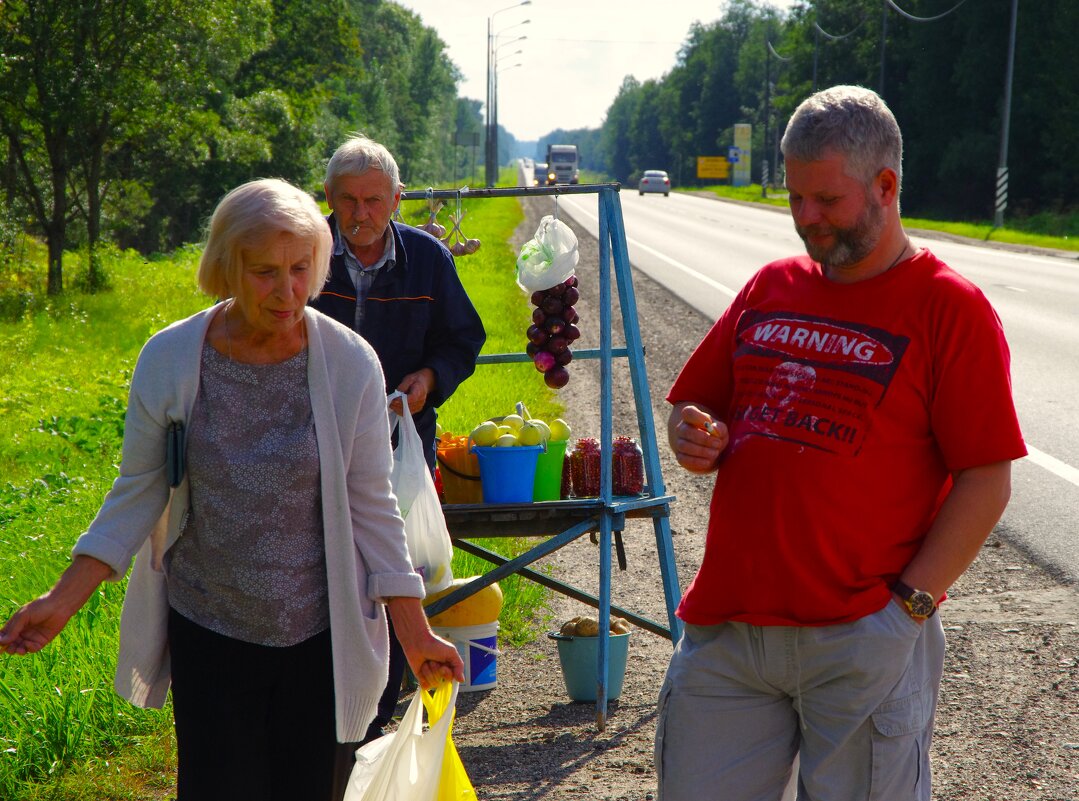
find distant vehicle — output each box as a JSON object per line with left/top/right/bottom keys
{"left": 533, "top": 162, "right": 548, "bottom": 187}
{"left": 639, "top": 170, "right": 670, "bottom": 196}
{"left": 545, "top": 144, "right": 579, "bottom": 185}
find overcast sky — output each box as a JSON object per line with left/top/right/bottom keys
{"left": 393, "top": 0, "right": 799, "bottom": 142}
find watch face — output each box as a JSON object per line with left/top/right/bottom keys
{"left": 908, "top": 591, "right": 936, "bottom": 618}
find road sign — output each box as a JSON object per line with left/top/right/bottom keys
{"left": 728, "top": 147, "right": 741, "bottom": 163}
{"left": 697, "top": 156, "right": 730, "bottom": 180}
{"left": 733, "top": 124, "right": 752, "bottom": 187}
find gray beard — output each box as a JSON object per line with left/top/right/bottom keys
{"left": 797, "top": 201, "right": 884, "bottom": 269}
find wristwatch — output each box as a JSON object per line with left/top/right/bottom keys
{"left": 893, "top": 580, "right": 937, "bottom": 620}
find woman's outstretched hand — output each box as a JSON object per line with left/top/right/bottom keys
{"left": 0, "top": 555, "right": 113, "bottom": 655}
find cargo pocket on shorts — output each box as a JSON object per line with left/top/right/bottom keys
{"left": 869, "top": 683, "right": 932, "bottom": 800}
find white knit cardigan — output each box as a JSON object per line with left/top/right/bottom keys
{"left": 71, "top": 303, "right": 424, "bottom": 742}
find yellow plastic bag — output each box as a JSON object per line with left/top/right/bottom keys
{"left": 421, "top": 681, "right": 477, "bottom": 801}
{"left": 344, "top": 681, "right": 475, "bottom": 801}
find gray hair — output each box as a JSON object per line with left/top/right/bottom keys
{"left": 325, "top": 134, "right": 401, "bottom": 192}
{"left": 197, "top": 178, "right": 332, "bottom": 301}
{"left": 781, "top": 85, "right": 903, "bottom": 190}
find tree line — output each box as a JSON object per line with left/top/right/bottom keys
{"left": 0, "top": 0, "right": 478, "bottom": 294}
{"left": 3, "top": 0, "right": 1075, "bottom": 296}
{"left": 577, "top": 0, "right": 1076, "bottom": 226}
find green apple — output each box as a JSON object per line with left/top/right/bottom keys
{"left": 549, "top": 418, "right": 572, "bottom": 442}
{"left": 531, "top": 419, "right": 551, "bottom": 441}
{"left": 470, "top": 421, "right": 499, "bottom": 446}
{"left": 502, "top": 413, "right": 525, "bottom": 432}
{"left": 495, "top": 433, "right": 519, "bottom": 447}
{"left": 518, "top": 421, "right": 548, "bottom": 446}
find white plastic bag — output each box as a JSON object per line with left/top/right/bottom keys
{"left": 515, "top": 215, "right": 579, "bottom": 292}
{"left": 388, "top": 392, "right": 454, "bottom": 594}
{"left": 344, "top": 682, "right": 469, "bottom": 801}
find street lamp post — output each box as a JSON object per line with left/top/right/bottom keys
{"left": 485, "top": 1, "right": 531, "bottom": 187}
{"left": 493, "top": 61, "right": 523, "bottom": 178}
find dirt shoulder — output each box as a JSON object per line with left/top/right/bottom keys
{"left": 446, "top": 195, "right": 1079, "bottom": 801}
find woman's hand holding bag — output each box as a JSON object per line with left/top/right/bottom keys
{"left": 387, "top": 392, "right": 454, "bottom": 594}
{"left": 343, "top": 681, "right": 477, "bottom": 801}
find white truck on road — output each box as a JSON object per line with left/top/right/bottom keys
{"left": 545, "top": 144, "right": 579, "bottom": 185}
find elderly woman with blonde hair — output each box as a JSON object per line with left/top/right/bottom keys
{"left": 0, "top": 177, "right": 463, "bottom": 800}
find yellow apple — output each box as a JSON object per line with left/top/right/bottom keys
{"left": 502, "top": 413, "right": 525, "bottom": 432}
{"left": 549, "top": 418, "right": 572, "bottom": 442}
{"left": 518, "top": 421, "right": 547, "bottom": 446}
{"left": 495, "top": 433, "right": 519, "bottom": 447}
{"left": 470, "top": 421, "right": 499, "bottom": 446}
{"left": 530, "top": 419, "right": 552, "bottom": 441}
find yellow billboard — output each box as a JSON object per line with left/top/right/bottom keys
{"left": 697, "top": 157, "right": 730, "bottom": 180}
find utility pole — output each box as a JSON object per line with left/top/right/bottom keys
{"left": 878, "top": 0, "right": 889, "bottom": 96}
{"left": 484, "top": 1, "right": 530, "bottom": 187}
{"left": 762, "top": 43, "right": 770, "bottom": 198}
{"left": 994, "top": 0, "right": 1019, "bottom": 228}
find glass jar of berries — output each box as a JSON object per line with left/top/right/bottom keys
{"left": 612, "top": 436, "right": 645, "bottom": 495}
{"left": 569, "top": 437, "right": 601, "bottom": 498}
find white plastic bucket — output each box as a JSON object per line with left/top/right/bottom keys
{"left": 432, "top": 621, "right": 500, "bottom": 692}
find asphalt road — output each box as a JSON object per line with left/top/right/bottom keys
{"left": 554, "top": 189, "right": 1079, "bottom": 583}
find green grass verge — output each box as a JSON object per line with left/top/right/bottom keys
{"left": 0, "top": 196, "right": 557, "bottom": 799}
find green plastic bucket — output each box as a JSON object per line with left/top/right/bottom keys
{"left": 548, "top": 631, "right": 631, "bottom": 702}
{"left": 471, "top": 445, "right": 542, "bottom": 503}
{"left": 533, "top": 440, "right": 568, "bottom": 501}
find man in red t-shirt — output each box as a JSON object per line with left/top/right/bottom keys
{"left": 654, "top": 86, "right": 1026, "bottom": 801}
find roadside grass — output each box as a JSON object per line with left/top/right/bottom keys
{"left": 691, "top": 183, "right": 1079, "bottom": 252}
{"left": 0, "top": 194, "right": 557, "bottom": 798}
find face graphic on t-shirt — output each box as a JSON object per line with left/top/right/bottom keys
{"left": 729, "top": 310, "right": 909, "bottom": 457}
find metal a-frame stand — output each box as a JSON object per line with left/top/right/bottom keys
{"left": 405, "top": 183, "right": 682, "bottom": 730}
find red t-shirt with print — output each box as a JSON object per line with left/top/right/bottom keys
{"left": 667, "top": 249, "right": 1026, "bottom": 626}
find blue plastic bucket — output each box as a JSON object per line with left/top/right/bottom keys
{"left": 433, "top": 622, "right": 500, "bottom": 692}
{"left": 471, "top": 445, "right": 542, "bottom": 503}
{"left": 550, "top": 631, "right": 631, "bottom": 702}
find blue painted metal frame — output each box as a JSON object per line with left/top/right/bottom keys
{"left": 401, "top": 183, "right": 683, "bottom": 729}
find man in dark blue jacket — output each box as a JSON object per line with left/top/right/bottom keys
{"left": 310, "top": 136, "right": 485, "bottom": 770}
{"left": 312, "top": 135, "right": 485, "bottom": 468}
